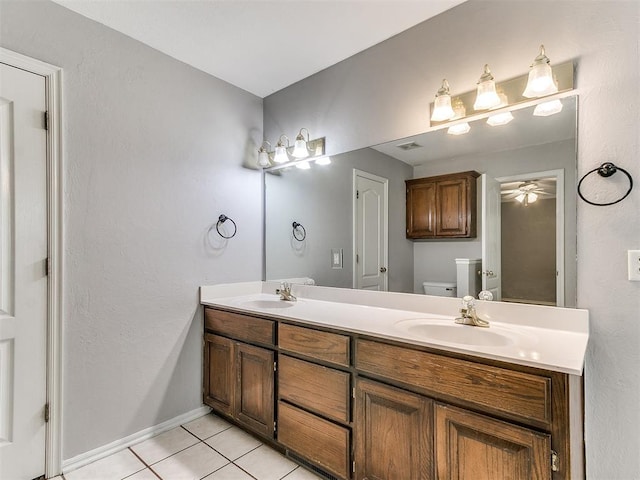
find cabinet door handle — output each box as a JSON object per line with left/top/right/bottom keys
{"left": 380, "top": 267, "right": 387, "bottom": 273}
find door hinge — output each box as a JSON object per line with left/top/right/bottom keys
{"left": 356, "top": 254, "right": 359, "bottom": 264}
{"left": 43, "top": 111, "right": 49, "bottom": 131}
{"left": 551, "top": 450, "right": 559, "bottom": 472}
{"left": 44, "top": 403, "right": 50, "bottom": 423}
{"left": 356, "top": 190, "right": 359, "bottom": 199}
{"left": 45, "top": 257, "right": 50, "bottom": 276}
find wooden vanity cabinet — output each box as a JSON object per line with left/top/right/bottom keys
{"left": 203, "top": 310, "right": 275, "bottom": 439}
{"left": 406, "top": 171, "right": 480, "bottom": 239}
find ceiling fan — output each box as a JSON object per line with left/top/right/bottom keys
{"left": 501, "top": 181, "right": 554, "bottom": 206}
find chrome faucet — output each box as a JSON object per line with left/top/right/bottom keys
{"left": 276, "top": 282, "right": 297, "bottom": 302}
{"left": 455, "top": 295, "right": 489, "bottom": 327}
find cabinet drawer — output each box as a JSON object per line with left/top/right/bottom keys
{"left": 278, "top": 401, "right": 350, "bottom": 480}
{"left": 356, "top": 339, "right": 551, "bottom": 426}
{"left": 279, "top": 355, "right": 350, "bottom": 423}
{"left": 279, "top": 323, "right": 350, "bottom": 367}
{"left": 205, "top": 308, "right": 275, "bottom": 346}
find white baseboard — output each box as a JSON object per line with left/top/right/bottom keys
{"left": 62, "top": 405, "right": 212, "bottom": 474}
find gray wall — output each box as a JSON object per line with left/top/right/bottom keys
{"left": 412, "top": 139, "right": 577, "bottom": 305}
{"left": 264, "top": 1, "right": 640, "bottom": 478}
{"left": 0, "top": 0, "right": 263, "bottom": 460}
{"left": 265, "top": 147, "right": 414, "bottom": 292}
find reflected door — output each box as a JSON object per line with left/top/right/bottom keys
{"left": 481, "top": 174, "right": 502, "bottom": 299}
{"left": 354, "top": 170, "right": 388, "bottom": 291}
{"left": 0, "top": 64, "right": 48, "bottom": 478}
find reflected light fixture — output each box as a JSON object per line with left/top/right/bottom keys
{"left": 315, "top": 156, "right": 331, "bottom": 165}
{"left": 473, "top": 64, "right": 501, "bottom": 110}
{"left": 292, "top": 128, "right": 311, "bottom": 159}
{"left": 523, "top": 45, "right": 557, "bottom": 98}
{"left": 257, "top": 140, "right": 272, "bottom": 168}
{"left": 447, "top": 98, "right": 471, "bottom": 135}
{"left": 533, "top": 98, "right": 563, "bottom": 117}
{"left": 486, "top": 92, "right": 514, "bottom": 126}
{"left": 273, "top": 134, "right": 290, "bottom": 163}
{"left": 430, "top": 79, "right": 455, "bottom": 122}
{"left": 295, "top": 160, "right": 311, "bottom": 170}
{"left": 516, "top": 191, "right": 538, "bottom": 206}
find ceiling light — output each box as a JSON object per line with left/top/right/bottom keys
{"left": 430, "top": 79, "right": 455, "bottom": 122}
{"left": 473, "top": 64, "right": 501, "bottom": 110}
{"left": 273, "top": 134, "right": 290, "bottom": 163}
{"left": 292, "top": 128, "right": 310, "bottom": 159}
{"left": 315, "top": 156, "right": 331, "bottom": 165}
{"left": 523, "top": 45, "right": 557, "bottom": 98}
{"left": 257, "top": 141, "right": 272, "bottom": 168}
{"left": 447, "top": 98, "right": 470, "bottom": 135}
{"left": 534, "top": 98, "right": 563, "bottom": 116}
{"left": 486, "top": 92, "right": 514, "bottom": 126}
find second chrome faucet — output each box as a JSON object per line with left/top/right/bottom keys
{"left": 455, "top": 295, "right": 489, "bottom": 327}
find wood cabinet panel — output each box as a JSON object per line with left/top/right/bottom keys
{"left": 356, "top": 339, "right": 551, "bottom": 427}
{"left": 278, "top": 401, "right": 350, "bottom": 480}
{"left": 203, "top": 333, "right": 234, "bottom": 415}
{"left": 435, "top": 403, "right": 551, "bottom": 480}
{"left": 436, "top": 179, "right": 468, "bottom": 236}
{"left": 279, "top": 355, "right": 350, "bottom": 423}
{"left": 205, "top": 308, "right": 275, "bottom": 346}
{"left": 235, "top": 343, "right": 275, "bottom": 437}
{"left": 406, "top": 180, "right": 436, "bottom": 237}
{"left": 279, "top": 323, "right": 350, "bottom": 367}
{"left": 355, "top": 378, "right": 433, "bottom": 480}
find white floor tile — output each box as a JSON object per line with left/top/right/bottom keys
{"left": 131, "top": 427, "right": 199, "bottom": 465}
{"left": 234, "top": 445, "right": 298, "bottom": 480}
{"left": 182, "top": 413, "right": 232, "bottom": 440}
{"left": 281, "top": 466, "right": 325, "bottom": 479}
{"left": 64, "top": 449, "right": 145, "bottom": 480}
{"left": 152, "top": 442, "right": 229, "bottom": 480}
{"left": 202, "top": 463, "right": 254, "bottom": 479}
{"left": 205, "top": 426, "right": 262, "bottom": 460}
{"left": 124, "top": 468, "right": 159, "bottom": 480}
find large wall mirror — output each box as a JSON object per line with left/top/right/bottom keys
{"left": 264, "top": 95, "right": 577, "bottom": 307}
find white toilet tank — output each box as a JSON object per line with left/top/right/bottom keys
{"left": 422, "top": 281, "right": 457, "bottom": 297}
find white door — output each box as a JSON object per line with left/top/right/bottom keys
{"left": 353, "top": 170, "right": 388, "bottom": 291}
{"left": 481, "top": 174, "right": 501, "bottom": 300}
{"left": 0, "top": 63, "right": 48, "bottom": 479}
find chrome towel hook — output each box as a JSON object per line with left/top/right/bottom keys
{"left": 216, "top": 214, "right": 237, "bottom": 239}
{"left": 577, "top": 162, "right": 633, "bottom": 206}
{"left": 292, "top": 221, "right": 306, "bottom": 241}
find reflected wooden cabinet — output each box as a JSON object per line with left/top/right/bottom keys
{"left": 406, "top": 171, "right": 480, "bottom": 239}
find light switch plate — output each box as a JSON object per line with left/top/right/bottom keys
{"left": 628, "top": 250, "right": 640, "bottom": 281}
{"left": 331, "top": 248, "right": 343, "bottom": 269}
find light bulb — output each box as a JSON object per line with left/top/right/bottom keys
{"left": 257, "top": 149, "right": 270, "bottom": 167}
{"left": 473, "top": 64, "right": 501, "bottom": 110}
{"left": 273, "top": 144, "right": 288, "bottom": 163}
{"left": 430, "top": 79, "right": 455, "bottom": 122}
{"left": 523, "top": 45, "right": 558, "bottom": 98}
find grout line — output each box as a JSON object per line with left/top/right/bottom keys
{"left": 125, "top": 447, "right": 162, "bottom": 480}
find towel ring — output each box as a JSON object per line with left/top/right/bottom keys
{"left": 577, "top": 162, "right": 633, "bottom": 206}
{"left": 216, "top": 214, "right": 237, "bottom": 239}
{"left": 292, "top": 222, "right": 306, "bottom": 241}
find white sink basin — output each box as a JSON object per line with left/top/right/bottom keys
{"left": 395, "top": 319, "right": 519, "bottom": 347}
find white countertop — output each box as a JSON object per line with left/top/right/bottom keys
{"left": 200, "top": 282, "right": 589, "bottom": 376}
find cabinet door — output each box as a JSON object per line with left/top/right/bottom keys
{"left": 203, "top": 333, "right": 234, "bottom": 415}
{"left": 435, "top": 404, "right": 551, "bottom": 480}
{"left": 235, "top": 343, "right": 275, "bottom": 438}
{"left": 435, "top": 178, "right": 469, "bottom": 237}
{"left": 406, "top": 181, "right": 436, "bottom": 238}
{"left": 355, "top": 378, "right": 433, "bottom": 480}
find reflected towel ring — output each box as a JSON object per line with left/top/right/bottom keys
{"left": 577, "top": 162, "right": 633, "bottom": 206}
{"left": 216, "top": 214, "right": 237, "bottom": 239}
{"left": 292, "top": 222, "right": 306, "bottom": 241}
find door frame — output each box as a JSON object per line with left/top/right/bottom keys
{"left": 1, "top": 47, "right": 63, "bottom": 477}
{"left": 352, "top": 169, "right": 389, "bottom": 291}
{"left": 497, "top": 169, "right": 565, "bottom": 307}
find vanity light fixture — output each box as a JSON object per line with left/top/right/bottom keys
{"left": 486, "top": 92, "right": 514, "bottom": 126}
{"left": 473, "top": 64, "right": 501, "bottom": 110}
{"left": 523, "top": 45, "right": 558, "bottom": 98}
{"left": 257, "top": 141, "right": 272, "bottom": 168}
{"left": 273, "top": 134, "right": 291, "bottom": 164}
{"left": 533, "top": 98, "right": 563, "bottom": 117}
{"left": 447, "top": 98, "right": 471, "bottom": 135}
{"left": 292, "top": 128, "right": 311, "bottom": 159}
{"left": 430, "top": 79, "right": 455, "bottom": 122}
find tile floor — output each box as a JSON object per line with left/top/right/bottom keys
{"left": 58, "top": 413, "right": 323, "bottom": 480}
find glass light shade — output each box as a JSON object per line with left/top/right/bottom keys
{"left": 430, "top": 80, "right": 455, "bottom": 122}
{"left": 473, "top": 65, "right": 501, "bottom": 110}
{"left": 447, "top": 122, "right": 470, "bottom": 136}
{"left": 257, "top": 149, "right": 270, "bottom": 167}
{"left": 515, "top": 193, "right": 526, "bottom": 203}
{"left": 527, "top": 192, "right": 538, "bottom": 203}
{"left": 523, "top": 45, "right": 557, "bottom": 98}
{"left": 315, "top": 156, "right": 331, "bottom": 165}
{"left": 295, "top": 160, "right": 311, "bottom": 170}
{"left": 533, "top": 99, "right": 563, "bottom": 117}
{"left": 291, "top": 138, "right": 309, "bottom": 159}
{"left": 487, "top": 111, "right": 514, "bottom": 126}
{"left": 273, "top": 144, "right": 289, "bottom": 163}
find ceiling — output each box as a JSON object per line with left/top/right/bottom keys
{"left": 51, "top": 0, "right": 466, "bottom": 98}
